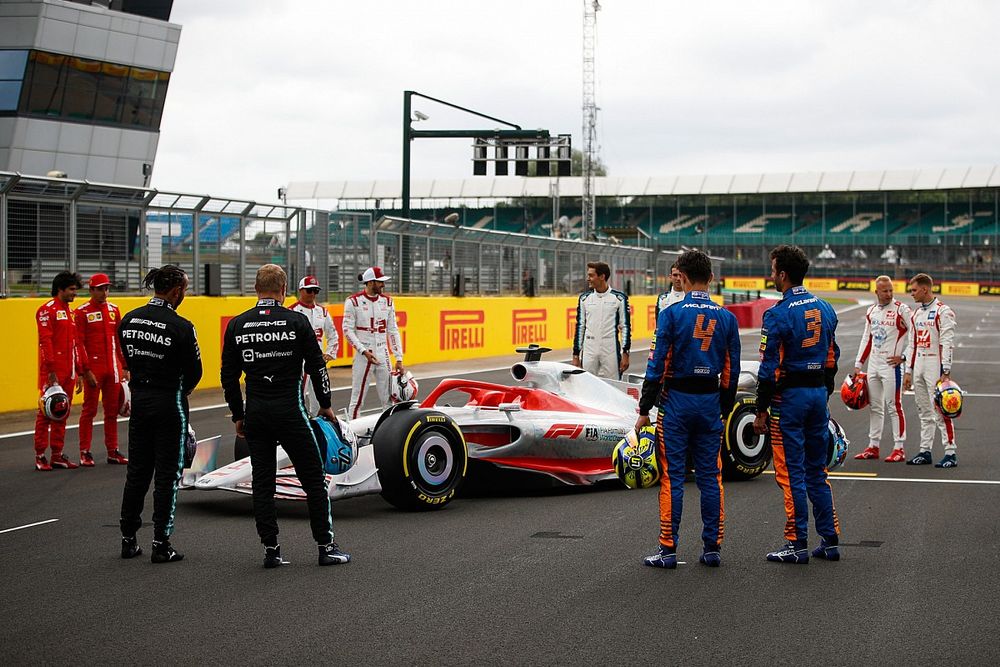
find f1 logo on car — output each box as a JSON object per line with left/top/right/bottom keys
{"left": 544, "top": 424, "right": 583, "bottom": 439}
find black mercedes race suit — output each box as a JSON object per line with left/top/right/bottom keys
{"left": 117, "top": 297, "right": 202, "bottom": 542}
{"left": 220, "top": 297, "right": 334, "bottom": 547}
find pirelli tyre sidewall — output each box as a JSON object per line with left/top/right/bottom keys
{"left": 722, "top": 392, "right": 772, "bottom": 481}
{"left": 373, "top": 408, "right": 468, "bottom": 511}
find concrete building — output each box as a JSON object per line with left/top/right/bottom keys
{"left": 0, "top": 0, "right": 179, "bottom": 186}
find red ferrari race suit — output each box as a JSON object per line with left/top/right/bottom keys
{"left": 35, "top": 298, "right": 82, "bottom": 456}
{"left": 75, "top": 298, "right": 126, "bottom": 454}
{"left": 908, "top": 298, "right": 957, "bottom": 455}
{"left": 855, "top": 299, "right": 911, "bottom": 451}
{"left": 343, "top": 292, "right": 402, "bottom": 418}
{"left": 290, "top": 300, "right": 339, "bottom": 414}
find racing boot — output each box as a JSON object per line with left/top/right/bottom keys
{"left": 264, "top": 545, "right": 288, "bottom": 569}
{"left": 50, "top": 453, "right": 79, "bottom": 469}
{"left": 766, "top": 541, "right": 809, "bottom": 564}
{"left": 80, "top": 451, "right": 95, "bottom": 467}
{"left": 935, "top": 453, "right": 958, "bottom": 468}
{"left": 811, "top": 539, "right": 840, "bottom": 561}
{"left": 643, "top": 546, "right": 677, "bottom": 569}
{"left": 151, "top": 540, "right": 184, "bottom": 564}
{"left": 883, "top": 448, "right": 906, "bottom": 463}
{"left": 107, "top": 449, "right": 128, "bottom": 465}
{"left": 318, "top": 542, "right": 351, "bottom": 565}
{"left": 699, "top": 548, "right": 722, "bottom": 567}
{"left": 853, "top": 446, "right": 879, "bottom": 460}
{"left": 121, "top": 535, "right": 143, "bottom": 559}
{"left": 35, "top": 455, "right": 52, "bottom": 471}
{"left": 906, "top": 451, "right": 932, "bottom": 465}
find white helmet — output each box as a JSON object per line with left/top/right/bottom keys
{"left": 390, "top": 370, "right": 419, "bottom": 403}
{"left": 117, "top": 380, "right": 131, "bottom": 417}
{"left": 40, "top": 385, "right": 71, "bottom": 421}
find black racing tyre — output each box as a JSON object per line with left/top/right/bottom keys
{"left": 721, "top": 392, "right": 772, "bottom": 481}
{"left": 372, "top": 408, "right": 468, "bottom": 511}
{"left": 234, "top": 435, "right": 249, "bottom": 462}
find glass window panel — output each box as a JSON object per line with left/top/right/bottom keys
{"left": 123, "top": 66, "right": 159, "bottom": 128}
{"left": 0, "top": 50, "right": 28, "bottom": 79}
{"left": 62, "top": 57, "right": 100, "bottom": 119}
{"left": 0, "top": 80, "right": 22, "bottom": 110}
{"left": 22, "top": 51, "right": 66, "bottom": 116}
{"left": 94, "top": 62, "right": 128, "bottom": 123}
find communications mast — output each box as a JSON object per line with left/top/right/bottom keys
{"left": 581, "top": 0, "right": 601, "bottom": 240}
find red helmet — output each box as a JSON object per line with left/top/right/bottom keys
{"left": 841, "top": 373, "right": 869, "bottom": 410}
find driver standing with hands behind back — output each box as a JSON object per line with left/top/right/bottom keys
{"left": 221, "top": 264, "right": 350, "bottom": 568}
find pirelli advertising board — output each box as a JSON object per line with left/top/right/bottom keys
{"left": 0, "top": 293, "right": 673, "bottom": 413}
{"left": 725, "top": 276, "right": 995, "bottom": 296}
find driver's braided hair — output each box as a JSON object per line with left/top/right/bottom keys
{"left": 143, "top": 264, "right": 187, "bottom": 294}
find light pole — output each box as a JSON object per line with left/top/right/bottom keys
{"left": 401, "top": 90, "right": 558, "bottom": 220}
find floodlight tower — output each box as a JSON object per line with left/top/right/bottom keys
{"left": 581, "top": 0, "right": 601, "bottom": 241}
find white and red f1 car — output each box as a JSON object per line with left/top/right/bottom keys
{"left": 184, "top": 346, "right": 845, "bottom": 511}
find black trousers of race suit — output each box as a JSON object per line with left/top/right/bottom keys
{"left": 120, "top": 387, "right": 188, "bottom": 542}
{"left": 245, "top": 398, "right": 333, "bottom": 547}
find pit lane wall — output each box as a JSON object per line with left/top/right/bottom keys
{"left": 1, "top": 293, "right": 700, "bottom": 413}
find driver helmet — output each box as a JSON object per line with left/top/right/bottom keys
{"left": 40, "top": 385, "right": 71, "bottom": 421}
{"left": 311, "top": 417, "right": 358, "bottom": 475}
{"left": 840, "top": 373, "right": 869, "bottom": 411}
{"left": 390, "top": 370, "right": 419, "bottom": 403}
{"left": 827, "top": 418, "right": 850, "bottom": 470}
{"left": 117, "top": 380, "right": 132, "bottom": 417}
{"left": 934, "top": 379, "right": 963, "bottom": 419}
{"left": 612, "top": 426, "right": 660, "bottom": 489}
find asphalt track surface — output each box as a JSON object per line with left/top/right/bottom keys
{"left": 2, "top": 293, "right": 998, "bottom": 665}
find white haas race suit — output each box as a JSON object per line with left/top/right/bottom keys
{"left": 908, "top": 298, "right": 957, "bottom": 454}
{"left": 343, "top": 292, "right": 403, "bottom": 418}
{"left": 290, "top": 300, "right": 339, "bottom": 414}
{"left": 854, "top": 299, "right": 911, "bottom": 450}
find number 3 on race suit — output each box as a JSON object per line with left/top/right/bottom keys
{"left": 802, "top": 308, "right": 821, "bottom": 348}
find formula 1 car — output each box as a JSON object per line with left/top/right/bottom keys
{"left": 184, "top": 345, "right": 843, "bottom": 511}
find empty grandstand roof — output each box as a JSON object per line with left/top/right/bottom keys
{"left": 286, "top": 166, "right": 1000, "bottom": 202}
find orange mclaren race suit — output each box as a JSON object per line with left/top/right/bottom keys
{"left": 76, "top": 298, "right": 126, "bottom": 454}
{"left": 639, "top": 290, "right": 740, "bottom": 553}
{"left": 34, "top": 297, "right": 82, "bottom": 457}
{"left": 757, "top": 285, "right": 840, "bottom": 550}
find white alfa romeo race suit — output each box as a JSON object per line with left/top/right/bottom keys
{"left": 573, "top": 287, "right": 631, "bottom": 379}
{"left": 908, "top": 298, "right": 957, "bottom": 454}
{"left": 290, "top": 300, "right": 339, "bottom": 414}
{"left": 855, "top": 299, "right": 912, "bottom": 450}
{"left": 343, "top": 292, "right": 403, "bottom": 418}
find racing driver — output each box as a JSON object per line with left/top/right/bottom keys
{"left": 75, "top": 272, "right": 130, "bottom": 465}
{"left": 903, "top": 273, "right": 958, "bottom": 468}
{"left": 851, "top": 275, "right": 911, "bottom": 462}
{"left": 573, "top": 261, "right": 631, "bottom": 379}
{"left": 343, "top": 266, "right": 404, "bottom": 419}
{"left": 635, "top": 250, "right": 740, "bottom": 569}
{"left": 222, "top": 264, "right": 350, "bottom": 567}
{"left": 118, "top": 265, "right": 202, "bottom": 563}
{"left": 290, "top": 275, "right": 339, "bottom": 414}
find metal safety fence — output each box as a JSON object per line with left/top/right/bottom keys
{"left": 1, "top": 172, "right": 663, "bottom": 299}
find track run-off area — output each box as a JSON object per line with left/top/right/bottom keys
{"left": 1, "top": 293, "right": 997, "bottom": 664}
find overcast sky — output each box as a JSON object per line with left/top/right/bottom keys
{"left": 153, "top": 0, "right": 1000, "bottom": 204}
